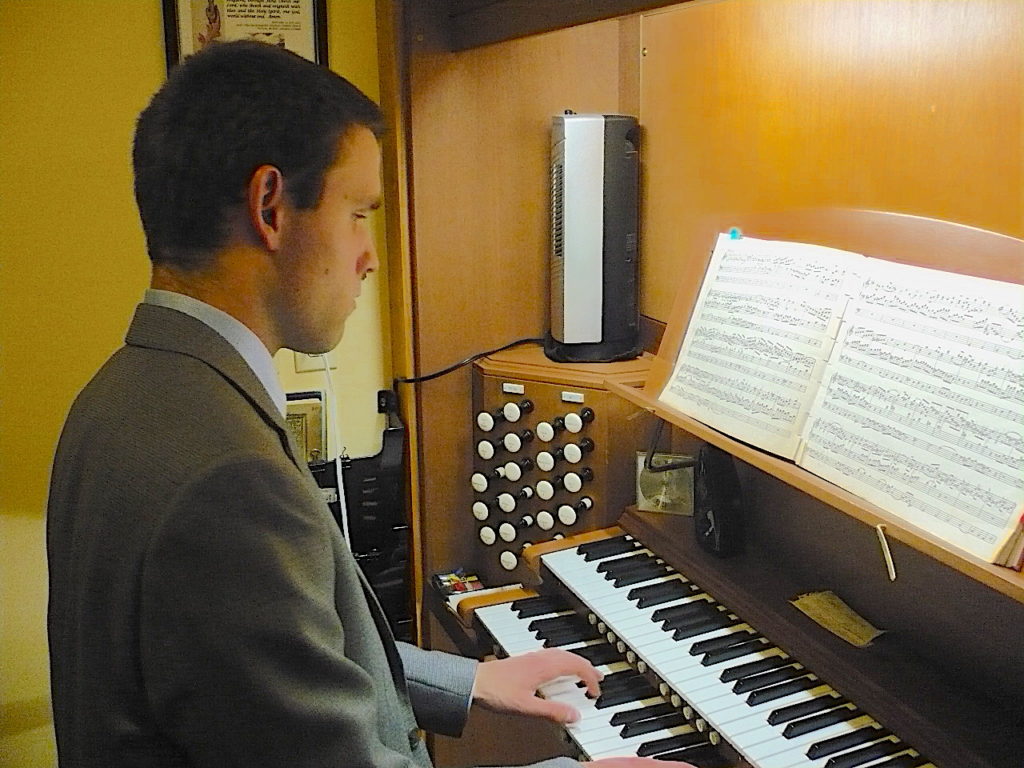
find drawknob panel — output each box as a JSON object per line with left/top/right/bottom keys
{"left": 470, "top": 353, "right": 653, "bottom": 584}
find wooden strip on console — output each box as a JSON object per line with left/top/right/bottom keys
{"left": 523, "top": 526, "right": 625, "bottom": 572}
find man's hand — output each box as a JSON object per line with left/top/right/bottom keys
{"left": 472, "top": 648, "right": 603, "bottom": 724}
{"left": 583, "top": 759, "right": 697, "bottom": 767}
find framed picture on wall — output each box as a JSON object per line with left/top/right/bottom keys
{"left": 162, "top": 0, "right": 328, "bottom": 70}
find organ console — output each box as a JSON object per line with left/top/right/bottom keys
{"left": 458, "top": 521, "right": 1021, "bottom": 768}
{"left": 442, "top": 213, "right": 1024, "bottom": 768}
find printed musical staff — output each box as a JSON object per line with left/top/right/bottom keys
{"left": 660, "top": 233, "right": 1024, "bottom": 565}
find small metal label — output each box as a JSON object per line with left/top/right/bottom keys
{"left": 502, "top": 382, "right": 526, "bottom": 394}
{"left": 561, "top": 391, "right": 585, "bottom": 403}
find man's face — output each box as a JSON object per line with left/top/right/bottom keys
{"left": 271, "top": 126, "right": 382, "bottom": 354}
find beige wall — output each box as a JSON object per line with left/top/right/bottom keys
{"left": 0, "top": 2, "right": 386, "bottom": 765}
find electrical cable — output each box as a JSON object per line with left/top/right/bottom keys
{"left": 392, "top": 336, "right": 544, "bottom": 389}
{"left": 318, "top": 353, "right": 352, "bottom": 544}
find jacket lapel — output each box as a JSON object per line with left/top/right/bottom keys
{"left": 127, "top": 303, "right": 410, "bottom": 692}
{"left": 125, "top": 303, "right": 304, "bottom": 469}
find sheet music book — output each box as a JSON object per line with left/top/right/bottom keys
{"left": 660, "top": 233, "right": 1024, "bottom": 567}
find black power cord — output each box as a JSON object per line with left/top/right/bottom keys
{"left": 391, "top": 336, "right": 544, "bottom": 388}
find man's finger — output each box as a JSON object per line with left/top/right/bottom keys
{"left": 547, "top": 649, "right": 603, "bottom": 698}
{"left": 526, "top": 697, "right": 581, "bottom": 724}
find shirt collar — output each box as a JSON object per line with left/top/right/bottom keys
{"left": 143, "top": 289, "right": 288, "bottom": 417}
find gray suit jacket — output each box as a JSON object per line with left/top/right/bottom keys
{"left": 49, "top": 303, "right": 552, "bottom": 767}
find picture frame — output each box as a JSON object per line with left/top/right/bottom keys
{"left": 162, "top": 0, "right": 328, "bottom": 70}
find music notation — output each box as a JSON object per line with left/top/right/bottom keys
{"left": 661, "top": 233, "right": 1024, "bottom": 565}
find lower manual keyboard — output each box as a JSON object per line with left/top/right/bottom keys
{"left": 475, "top": 534, "right": 937, "bottom": 768}
{"left": 475, "top": 597, "right": 731, "bottom": 765}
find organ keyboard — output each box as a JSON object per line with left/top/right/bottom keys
{"left": 466, "top": 525, "right": 1007, "bottom": 768}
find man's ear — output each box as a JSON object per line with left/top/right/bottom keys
{"left": 248, "top": 165, "right": 285, "bottom": 249}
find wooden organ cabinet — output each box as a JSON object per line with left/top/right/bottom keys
{"left": 379, "top": 2, "right": 1024, "bottom": 767}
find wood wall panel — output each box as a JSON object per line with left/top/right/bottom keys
{"left": 639, "top": 0, "right": 1024, "bottom": 320}
{"left": 406, "top": 16, "right": 627, "bottom": 605}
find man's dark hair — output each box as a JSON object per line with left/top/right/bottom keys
{"left": 133, "top": 40, "right": 384, "bottom": 268}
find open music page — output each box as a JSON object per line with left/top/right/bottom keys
{"left": 659, "top": 233, "right": 864, "bottom": 458}
{"left": 797, "top": 259, "right": 1024, "bottom": 562}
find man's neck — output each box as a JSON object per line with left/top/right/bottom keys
{"left": 150, "top": 249, "right": 280, "bottom": 353}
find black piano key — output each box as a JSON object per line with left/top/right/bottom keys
{"left": 783, "top": 705, "right": 863, "bottom": 738}
{"left": 731, "top": 663, "right": 806, "bottom": 694}
{"left": 612, "top": 564, "right": 673, "bottom": 587}
{"left": 628, "top": 579, "right": 696, "bottom": 608}
{"left": 745, "top": 674, "right": 819, "bottom": 705}
{"left": 672, "top": 614, "right": 742, "bottom": 641}
{"left": 653, "top": 745, "right": 731, "bottom": 767}
{"left": 596, "top": 552, "right": 655, "bottom": 574}
{"left": 720, "top": 654, "right": 790, "bottom": 682}
{"left": 767, "top": 693, "right": 847, "bottom": 726}
{"left": 608, "top": 701, "right": 677, "bottom": 726}
{"left": 807, "top": 726, "right": 889, "bottom": 760}
{"left": 578, "top": 535, "right": 640, "bottom": 560}
{"left": 825, "top": 738, "right": 905, "bottom": 768}
{"left": 569, "top": 642, "right": 623, "bottom": 667}
{"left": 660, "top": 603, "right": 725, "bottom": 630}
{"left": 700, "top": 637, "right": 771, "bottom": 666}
{"left": 636, "top": 730, "right": 708, "bottom": 757}
{"left": 533, "top": 620, "right": 596, "bottom": 639}
{"left": 687, "top": 627, "right": 756, "bottom": 654}
{"left": 595, "top": 680, "right": 660, "bottom": 709}
{"left": 652, "top": 597, "right": 714, "bottom": 623}
{"left": 679, "top": 626, "right": 753, "bottom": 651}
{"left": 512, "top": 596, "right": 568, "bottom": 617}
{"left": 620, "top": 711, "right": 689, "bottom": 738}
{"left": 527, "top": 614, "right": 584, "bottom": 633}
{"left": 542, "top": 628, "right": 602, "bottom": 647}
{"left": 579, "top": 669, "right": 643, "bottom": 691}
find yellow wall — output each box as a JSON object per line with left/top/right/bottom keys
{"left": 0, "top": 2, "right": 386, "bottom": 765}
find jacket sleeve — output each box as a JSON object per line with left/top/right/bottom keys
{"left": 396, "top": 642, "right": 476, "bottom": 735}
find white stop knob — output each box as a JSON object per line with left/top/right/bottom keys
{"left": 535, "top": 421, "right": 555, "bottom": 442}
{"left": 471, "top": 473, "right": 489, "bottom": 493}
{"left": 476, "top": 411, "right": 495, "bottom": 431}
{"left": 479, "top": 526, "right": 496, "bottom": 545}
{"left": 536, "top": 451, "right": 555, "bottom": 472}
{"left": 536, "top": 510, "right": 554, "bottom": 530}
{"left": 557, "top": 504, "right": 577, "bottom": 526}
{"left": 498, "top": 522, "right": 517, "bottom": 542}
{"left": 563, "top": 472, "right": 583, "bottom": 493}
{"left": 503, "top": 433, "right": 522, "bottom": 452}
{"left": 563, "top": 443, "right": 583, "bottom": 463}
{"left": 503, "top": 462, "right": 522, "bottom": 482}
{"left": 499, "top": 550, "right": 518, "bottom": 570}
{"left": 564, "top": 412, "right": 584, "bottom": 433}
{"left": 536, "top": 480, "right": 555, "bottom": 501}
{"left": 472, "top": 501, "right": 490, "bottom": 521}
{"left": 502, "top": 402, "right": 522, "bottom": 422}
{"left": 497, "top": 493, "right": 516, "bottom": 513}
{"left": 477, "top": 440, "right": 495, "bottom": 460}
